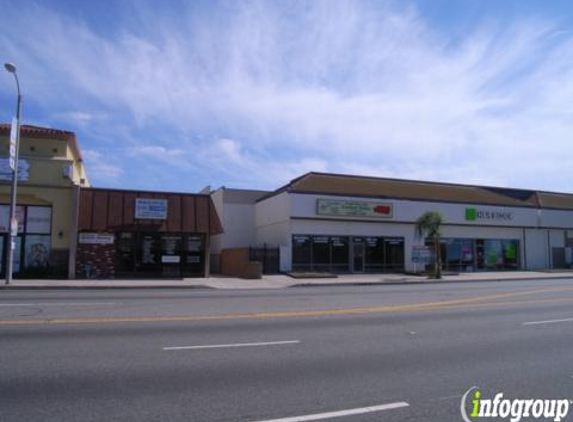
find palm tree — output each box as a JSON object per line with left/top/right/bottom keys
{"left": 415, "top": 211, "right": 444, "bottom": 279}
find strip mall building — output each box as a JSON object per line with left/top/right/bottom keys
{"left": 2, "top": 124, "right": 573, "bottom": 278}
{"left": 211, "top": 173, "right": 573, "bottom": 274}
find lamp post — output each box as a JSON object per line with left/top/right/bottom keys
{"left": 4, "top": 63, "right": 22, "bottom": 285}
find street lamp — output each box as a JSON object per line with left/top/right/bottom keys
{"left": 4, "top": 62, "right": 22, "bottom": 285}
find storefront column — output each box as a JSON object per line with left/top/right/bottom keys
{"left": 203, "top": 235, "right": 210, "bottom": 278}
{"left": 67, "top": 185, "right": 80, "bottom": 279}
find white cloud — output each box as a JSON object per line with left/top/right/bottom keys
{"left": 2, "top": 1, "right": 573, "bottom": 192}
{"left": 131, "top": 145, "right": 184, "bottom": 158}
{"left": 82, "top": 149, "right": 123, "bottom": 183}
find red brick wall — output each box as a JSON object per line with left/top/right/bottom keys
{"left": 76, "top": 242, "right": 116, "bottom": 279}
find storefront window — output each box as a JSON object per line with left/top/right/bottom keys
{"left": 312, "top": 236, "right": 330, "bottom": 270}
{"left": 385, "top": 238, "right": 405, "bottom": 272}
{"left": 330, "top": 236, "right": 349, "bottom": 272}
{"left": 292, "top": 235, "right": 311, "bottom": 271}
{"left": 0, "top": 205, "right": 52, "bottom": 277}
{"left": 292, "top": 234, "right": 404, "bottom": 273}
{"left": 24, "top": 235, "right": 50, "bottom": 270}
{"left": 365, "top": 237, "right": 384, "bottom": 272}
{"left": 438, "top": 238, "right": 519, "bottom": 272}
{"left": 184, "top": 235, "right": 204, "bottom": 276}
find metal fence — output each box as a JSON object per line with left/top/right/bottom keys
{"left": 249, "top": 245, "right": 280, "bottom": 274}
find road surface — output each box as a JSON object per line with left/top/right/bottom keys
{"left": 1, "top": 278, "right": 572, "bottom": 421}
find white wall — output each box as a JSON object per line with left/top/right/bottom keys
{"left": 223, "top": 202, "right": 257, "bottom": 248}
{"left": 250, "top": 192, "right": 573, "bottom": 272}
{"left": 290, "top": 193, "right": 540, "bottom": 227}
{"left": 524, "top": 229, "right": 548, "bottom": 269}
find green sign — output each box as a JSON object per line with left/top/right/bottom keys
{"left": 465, "top": 208, "right": 477, "bottom": 221}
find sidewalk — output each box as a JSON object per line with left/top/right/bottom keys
{"left": 0, "top": 271, "right": 572, "bottom": 290}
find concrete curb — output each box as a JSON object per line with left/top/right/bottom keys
{"left": 0, "top": 285, "right": 214, "bottom": 290}
{"left": 290, "top": 274, "right": 573, "bottom": 288}
{"left": 0, "top": 274, "right": 570, "bottom": 290}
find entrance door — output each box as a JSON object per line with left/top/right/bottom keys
{"left": 352, "top": 242, "right": 365, "bottom": 273}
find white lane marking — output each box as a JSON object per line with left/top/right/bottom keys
{"left": 163, "top": 340, "right": 300, "bottom": 351}
{"left": 0, "top": 302, "right": 117, "bottom": 307}
{"left": 248, "top": 402, "right": 409, "bottom": 422}
{"left": 522, "top": 317, "right": 573, "bottom": 326}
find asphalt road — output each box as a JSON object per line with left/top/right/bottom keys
{"left": 1, "top": 278, "right": 573, "bottom": 422}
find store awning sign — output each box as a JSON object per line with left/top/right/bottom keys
{"left": 135, "top": 198, "right": 168, "bottom": 220}
{"left": 317, "top": 199, "right": 393, "bottom": 219}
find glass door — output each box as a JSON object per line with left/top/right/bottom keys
{"left": 352, "top": 241, "right": 365, "bottom": 273}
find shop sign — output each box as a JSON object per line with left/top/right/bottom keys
{"left": 79, "top": 233, "right": 115, "bottom": 245}
{"left": 0, "top": 158, "right": 30, "bottom": 181}
{"left": 465, "top": 207, "right": 512, "bottom": 222}
{"left": 412, "top": 245, "right": 432, "bottom": 263}
{"left": 317, "top": 199, "right": 393, "bottom": 219}
{"left": 135, "top": 198, "right": 168, "bottom": 220}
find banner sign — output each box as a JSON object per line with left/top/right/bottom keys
{"left": 79, "top": 233, "right": 115, "bottom": 245}
{"left": 317, "top": 199, "right": 393, "bottom": 219}
{"left": 135, "top": 198, "right": 168, "bottom": 220}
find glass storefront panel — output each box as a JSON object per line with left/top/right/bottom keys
{"left": 312, "top": 236, "right": 330, "bottom": 271}
{"left": 330, "top": 236, "right": 349, "bottom": 273}
{"left": 385, "top": 238, "right": 405, "bottom": 272}
{"left": 292, "top": 234, "right": 404, "bottom": 273}
{"left": 365, "top": 237, "right": 384, "bottom": 273}
{"left": 292, "top": 235, "right": 311, "bottom": 271}
{"left": 437, "top": 237, "right": 519, "bottom": 272}
{"left": 183, "top": 235, "right": 204, "bottom": 276}
{"left": 161, "top": 235, "right": 183, "bottom": 277}
{"left": 116, "top": 232, "right": 135, "bottom": 275}
{"left": 24, "top": 235, "right": 50, "bottom": 270}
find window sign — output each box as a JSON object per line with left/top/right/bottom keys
{"left": 317, "top": 199, "right": 393, "bottom": 219}
{"left": 26, "top": 207, "right": 51, "bottom": 234}
{"left": 135, "top": 198, "right": 168, "bottom": 220}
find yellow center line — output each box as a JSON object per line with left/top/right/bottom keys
{"left": 1, "top": 287, "right": 573, "bottom": 326}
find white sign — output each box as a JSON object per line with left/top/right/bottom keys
{"left": 9, "top": 117, "right": 18, "bottom": 170}
{"left": 135, "top": 198, "right": 168, "bottom": 220}
{"left": 79, "top": 233, "right": 115, "bottom": 245}
{"left": 161, "top": 255, "right": 180, "bottom": 264}
{"left": 317, "top": 199, "right": 393, "bottom": 219}
{"left": 26, "top": 206, "right": 52, "bottom": 234}
{"left": 412, "top": 245, "right": 432, "bottom": 263}
{"left": 0, "top": 159, "right": 29, "bottom": 181}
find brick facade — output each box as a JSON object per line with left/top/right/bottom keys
{"left": 76, "top": 240, "right": 116, "bottom": 279}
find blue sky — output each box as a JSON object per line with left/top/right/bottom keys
{"left": 2, "top": 0, "right": 573, "bottom": 193}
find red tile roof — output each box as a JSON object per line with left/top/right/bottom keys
{"left": 0, "top": 124, "right": 83, "bottom": 161}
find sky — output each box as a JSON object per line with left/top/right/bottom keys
{"left": 1, "top": 0, "right": 573, "bottom": 194}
